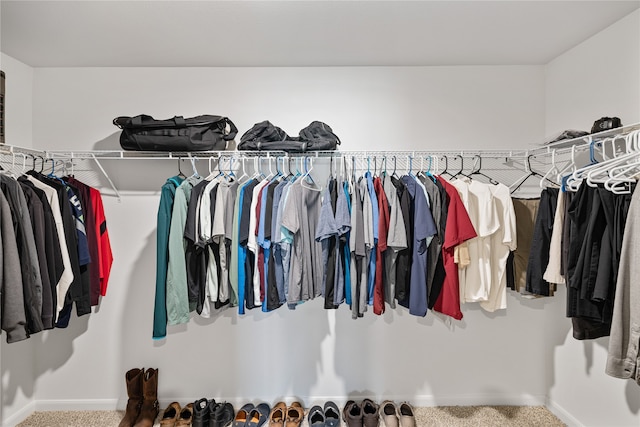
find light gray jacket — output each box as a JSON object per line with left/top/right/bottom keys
{"left": 606, "top": 188, "right": 640, "bottom": 385}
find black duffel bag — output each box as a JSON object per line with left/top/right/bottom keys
{"left": 113, "top": 114, "right": 238, "bottom": 151}
{"left": 238, "top": 120, "right": 341, "bottom": 152}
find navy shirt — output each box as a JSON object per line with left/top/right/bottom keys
{"left": 402, "top": 176, "right": 437, "bottom": 317}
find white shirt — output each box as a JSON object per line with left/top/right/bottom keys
{"left": 480, "top": 183, "right": 517, "bottom": 312}
{"left": 543, "top": 189, "right": 565, "bottom": 285}
{"left": 452, "top": 178, "right": 500, "bottom": 303}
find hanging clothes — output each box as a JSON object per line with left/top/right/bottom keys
{"left": 382, "top": 173, "right": 406, "bottom": 310}
{"left": 525, "top": 187, "right": 558, "bottom": 297}
{"left": 0, "top": 189, "right": 28, "bottom": 343}
{"left": 281, "top": 179, "right": 324, "bottom": 306}
{"left": 606, "top": 184, "right": 640, "bottom": 385}
{"left": 480, "top": 183, "right": 517, "bottom": 312}
{"left": 153, "top": 175, "right": 183, "bottom": 340}
{"left": 432, "top": 176, "right": 477, "bottom": 321}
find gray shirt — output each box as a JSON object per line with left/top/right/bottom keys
{"left": 383, "top": 173, "right": 407, "bottom": 308}
{"left": 282, "top": 181, "right": 323, "bottom": 304}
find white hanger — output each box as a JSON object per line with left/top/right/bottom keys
{"left": 300, "top": 156, "right": 322, "bottom": 191}
{"left": 189, "top": 156, "right": 200, "bottom": 177}
{"left": 236, "top": 156, "right": 250, "bottom": 184}
{"left": 584, "top": 130, "right": 640, "bottom": 187}
{"left": 540, "top": 149, "right": 560, "bottom": 189}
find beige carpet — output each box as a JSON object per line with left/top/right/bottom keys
{"left": 16, "top": 406, "right": 565, "bottom": 427}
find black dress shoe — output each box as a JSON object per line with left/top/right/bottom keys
{"left": 212, "top": 402, "right": 235, "bottom": 427}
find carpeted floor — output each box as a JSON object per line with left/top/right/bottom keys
{"left": 16, "top": 406, "right": 565, "bottom": 426}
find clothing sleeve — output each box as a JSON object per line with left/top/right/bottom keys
{"left": 445, "top": 193, "right": 477, "bottom": 249}
{"left": 198, "top": 182, "right": 214, "bottom": 243}
{"left": 281, "top": 185, "right": 300, "bottom": 234}
{"left": 16, "top": 183, "right": 44, "bottom": 333}
{"left": 0, "top": 192, "right": 28, "bottom": 343}
{"left": 90, "top": 188, "right": 113, "bottom": 296}
{"left": 166, "top": 185, "right": 191, "bottom": 325}
{"left": 315, "top": 188, "right": 338, "bottom": 241}
{"left": 212, "top": 185, "right": 226, "bottom": 240}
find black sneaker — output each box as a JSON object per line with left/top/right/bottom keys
{"left": 211, "top": 402, "right": 235, "bottom": 427}
{"left": 192, "top": 398, "right": 213, "bottom": 427}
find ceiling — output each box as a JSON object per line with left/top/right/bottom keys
{"left": 1, "top": 0, "right": 639, "bottom": 67}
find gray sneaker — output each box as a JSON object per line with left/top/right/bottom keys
{"left": 342, "top": 400, "right": 363, "bottom": 427}
{"left": 398, "top": 403, "right": 416, "bottom": 427}
{"left": 380, "top": 401, "right": 399, "bottom": 427}
{"left": 361, "top": 399, "right": 379, "bottom": 427}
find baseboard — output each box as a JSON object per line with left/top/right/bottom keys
{"left": 2, "top": 401, "right": 35, "bottom": 427}
{"left": 545, "top": 398, "right": 584, "bottom": 427}
{"left": 35, "top": 399, "right": 119, "bottom": 412}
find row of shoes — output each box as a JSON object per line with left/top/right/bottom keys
{"left": 343, "top": 400, "right": 416, "bottom": 427}
{"left": 159, "top": 399, "right": 234, "bottom": 427}
{"left": 159, "top": 399, "right": 416, "bottom": 427}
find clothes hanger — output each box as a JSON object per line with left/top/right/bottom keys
{"left": 176, "top": 157, "right": 186, "bottom": 179}
{"left": 565, "top": 138, "right": 602, "bottom": 191}
{"left": 439, "top": 155, "right": 452, "bottom": 178}
{"left": 391, "top": 155, "right": 399, "bottom": 179}
{"left": 451, "top": 154, "right": 466, "bottom": 179}
{"left": 236, "top": 157, "right": 250, "bottom": 184}
{"left": 189, "top": 156, "right": 199, "bottom": 178}
{"left": 468, "top": 155, "right": 499, "bottom": 185}
{"left": 586, "top": 131, "right": 640, "bottom": 186}
{"left": 423, "top": 156, "right": 437, "bottom": 182}
{"left": 510, "top": 154, "right": 548, "bottom": 193}
{"left": 301, "top": 156, "right": 321, "bottom": 191}
{"left": 227, "top": 157, "right": 237, "bottom": 181}
{"left": 539, "top": 150, "right": 560, "bottom": 189}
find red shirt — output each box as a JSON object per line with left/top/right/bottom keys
{"left": 433, "top": 177, "right": 476, "bottom": 320}
{"left": 89, "top": 187, "right": 113, "bottom": 297}
{"left": 373, "top": 177, "right": 390, "bottom": 315}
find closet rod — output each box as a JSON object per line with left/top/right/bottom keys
{"left": 1, "top": 122, "right": 638, "bottom": 161}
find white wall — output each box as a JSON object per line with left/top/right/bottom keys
{"left": 0, "top": 65, "right": 559, "bottom": 420}
{"left": 545, "top": 10, "right": 640, "bottom": 137}
{"left": 0, "top": 53, "right": 33, "bottom": 147}
{"left": 0, "top": 53, "right": 36, "bottom": 427}
{"left": 544, "top": 10, "right": 640, "bottom": 427}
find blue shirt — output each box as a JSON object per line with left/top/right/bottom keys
{"left": 402, "top": 175, "right": 437, "bottom": 317}
{"left": 343, "top": 181, "right": 352, "bottom": 305}
{"left": 365, "top": 172, "right": 379, "bottom": 305}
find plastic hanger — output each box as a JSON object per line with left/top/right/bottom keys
{"left": 439, "top": 155, "right": 452, "bottom": 178}
{"left": 236, "top": 157, "right": 250, "bottom": 184}
{"left": 391, "top": 156, "right": 399, "bottom": 179}
{"left": 424, "top": 156, "right": 439, "bottom": 182}
{"left": 301, "top": 156, "right": 321, "bottom": 191}
{"left": 176, "top": 157, "right": 186, "bottom": 179}
{"left": 451, "top": 155, "right": 466, "bottom": 179}
{"left": 586, "top": 131, "right": 640, "bottom": 187}
{"left": 539, "top": 150, "right": 560, "bottom": 189}
{"left": 510, "top": 154, "right": 548, "bottom": 193}
{"left": 468, "top": 155, "right": 498, "bottom": 185}
{"left": 189, "top": 156, "right": 200, "bottom": 178}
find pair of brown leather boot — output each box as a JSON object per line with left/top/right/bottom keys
{"left": 118, "top": 368, "right": 160, "bottom": 427}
